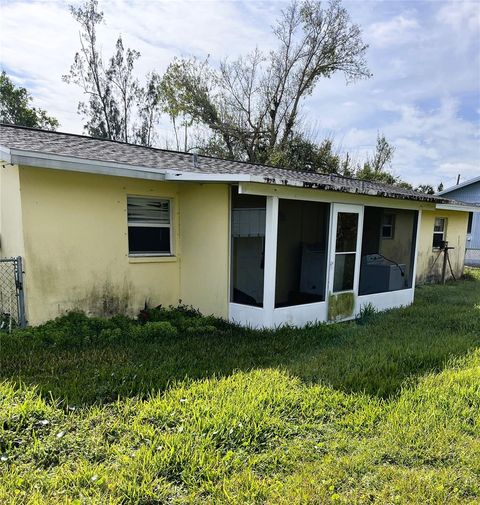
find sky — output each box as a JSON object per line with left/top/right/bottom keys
{"left": 0, "top": 0, "right": 479, "bottom": 188}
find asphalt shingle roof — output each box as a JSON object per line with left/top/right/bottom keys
{"left": 0, "top": 123, "right": 463, "bottom": 205}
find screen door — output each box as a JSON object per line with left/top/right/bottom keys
{"left": 328, "top": 204, "right": 364, "bottom": 296}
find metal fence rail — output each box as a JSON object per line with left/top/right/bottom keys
{"left": 0, "top": 257, "right": 26, "bottom": 329}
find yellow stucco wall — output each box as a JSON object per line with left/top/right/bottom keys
{"left": 17, "top": 166, "right": 230, "bottom": 325}
{"left": 0, "top": 164, "right": 25, "bottom": 258}
{"left": 178, "top": 183, "right": 230, "bottom": 317}
{"left": 416, "top": 210, "right": 468, "bottom": 283}
{"left": 2, "top": 164, "right": 470, "bottom": 325}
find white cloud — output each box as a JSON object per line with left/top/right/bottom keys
{"left": 369, "top": 14, "right": 420, "bottom": 47}
{"left": 436, "top": 0, "right": 480, "bottom": 33}
{"left": 0, "top": 0, "right": 274, "bottom": 132}
{"left": 340, "top": 97, "right": 479, "bottom": 186}
{"left": 0, "top": 0, "right": 478, "bottom": 187}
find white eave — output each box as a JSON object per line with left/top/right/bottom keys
{"left": 164, "top": 171, "right": 252, "bottom": 182}
{"left": 0, "top": 146, "right": 169, "bottom": 181}
{"left": 2, "top": 144, "right": 471, "bottom": 206}
{"left": 436, "top": 202, "right": 479, "bottom": 213}
{"left": 0, "top": 145, "right": 255, "bottom": 183}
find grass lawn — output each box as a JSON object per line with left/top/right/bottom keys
{"left": 1, "top": 270, "right": 479, "bottom": 503}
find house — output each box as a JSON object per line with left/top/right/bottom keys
{"left": 0, "top": 124, "right": 477, "bottom": 328}
{"left": 437, "top": 176, "right": 480, "bottom": 267}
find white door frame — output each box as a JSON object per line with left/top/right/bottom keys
{"left": 327, "top": 203, "right": 364, "bottom": 317}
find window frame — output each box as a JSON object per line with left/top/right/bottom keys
{"left": 380, "top": 213, "right": 395, "bottom": 240}
{"left": 432, "top": 216, "right": 447, "bottom": 249}
{"left": 127, "top": 195, "right": 174, "bottom": 257}
{"left": 467, "top": 212, "right": 473, "bottom": 235}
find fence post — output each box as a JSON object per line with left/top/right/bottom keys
{"left": 15, "top": 256, "right": 27, "bottom": 328}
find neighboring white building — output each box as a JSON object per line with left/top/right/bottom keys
{"left": 438, "top": 176, "right": 480, "bottom": 266}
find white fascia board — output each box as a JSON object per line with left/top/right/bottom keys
{"left": 0, "top": 145, "right": 12, "bottom": 163}
{"left": 436, "top": 203, "right": 480, "bottom": 213}
{"left": 164, "top": 171, "right": 251, "bottom": 182}
{"left": 3, "top": 147, "right": 168, "bottom": 181}
{"left": 247, "top": 174, "right": 427, "bottom": 199}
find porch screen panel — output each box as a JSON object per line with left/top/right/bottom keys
{"left": 231, "top": 188, "right": 266, "bottom": 307}
{"left": 359, "top": 207, "right": 418, "bottom": 295}
{"left": 275, "top": 199, "right": 329, "bottom": 307}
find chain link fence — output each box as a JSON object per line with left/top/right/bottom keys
{"left": 465, "top": 248, "right": 480, "bottom": 267}
{"left": 0, "top": 257, "right": 26, "bottom": 330}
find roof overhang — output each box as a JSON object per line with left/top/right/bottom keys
{"left": 435, "top": 203, "right": 479, "bottom": 213}
{"left": 164, "top": 171, "right": 251, "bottom": 182}
{"left": 1, "top": 144, "right": 470, "bottom": 207}
{"left": 0, "top": 146, "right": 168, "bottom": 181}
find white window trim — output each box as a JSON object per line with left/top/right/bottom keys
{"left": 127, "top": 195, "right": 174, "bottom": 257}
{"left": 432, "top": 216, "right": 447, "bottom": 249}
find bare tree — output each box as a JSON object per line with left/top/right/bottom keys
{"left": 64, "top": 0, "right": 142, "bottom": 142}
{"left": 134, "top": 72, "right": 163, "bottom": 147}
{"left": 162, "top": 0, "right": 371, "bottom": 165}
{"left": 106, "top": 36, "right": 140, "bottom": 142}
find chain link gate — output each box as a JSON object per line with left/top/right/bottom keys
{"left": 0, "top": 257, "right": 26, "bottom": 329}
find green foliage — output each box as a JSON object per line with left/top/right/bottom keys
{"left": 131, "top": 321, "right": 178, "bottom": 340}
{"left": 350, "top": 133, "right": 414, "bottom": 188}
{"left": 0, "top": 71, "right": 59, "bottom": 129}
{"left": 160, "top": 0, "right": 370, "bottom": 162}
{"left": 357, "top": 302, "right": 377, "bottom": 325}
{"left": 138, "top": 304, "right": 232, "bottom": 333}
{"left": 415, "top": 184, "right": 435, "bottom": 195}
{"left": 269, "top": 135, "right": 342, "bottom": 174}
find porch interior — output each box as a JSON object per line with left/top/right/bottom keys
{"left": 230, "top": 187, "right": 418, "bottom": 327}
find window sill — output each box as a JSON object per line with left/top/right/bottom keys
{"left": 128, "top": 255, "right": 177, "bottom": 264}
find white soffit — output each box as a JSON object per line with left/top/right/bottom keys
{"left": 436, "top": 203, "right": 480, "bottom": 213}
{"left": 164, "top": 171, "right": 251, "bottom": 182}
{"left": 0, "top": 147, "right": 168, "bottom": 181}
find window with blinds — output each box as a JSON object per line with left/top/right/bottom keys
{"left": 127, "top": 196, "right": 172, "bottom": 255}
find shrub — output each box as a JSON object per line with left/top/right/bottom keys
{"left": 137, "top": 304, "right": 234, "bottom": 333}
{"left": 131, "top": 321, "right": 178, "bottom": 340}
{"left": 185, "top": 324, "right": 217, "bottom": 335}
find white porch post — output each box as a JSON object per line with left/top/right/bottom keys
{"left": 263, "top": 196, "right": 279, "bottom": 326}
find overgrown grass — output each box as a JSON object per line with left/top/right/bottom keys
{"left": 2, "top": 273, "right": 480, "bottom": 404}
{"left": 0, "top": 270, "right": 479, "bottom": 503}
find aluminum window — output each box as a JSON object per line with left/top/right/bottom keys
{"left": 381, "top": 213, "right": 395, "bottom": 239}
{"left": 432, "top": 217, "right": 447, "bottom": 248}
{"left": 467, "top": 212, "right": 473, "bottom": 234}
{"left": 127, "top": 196, "right": 172, "bottom": 255}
